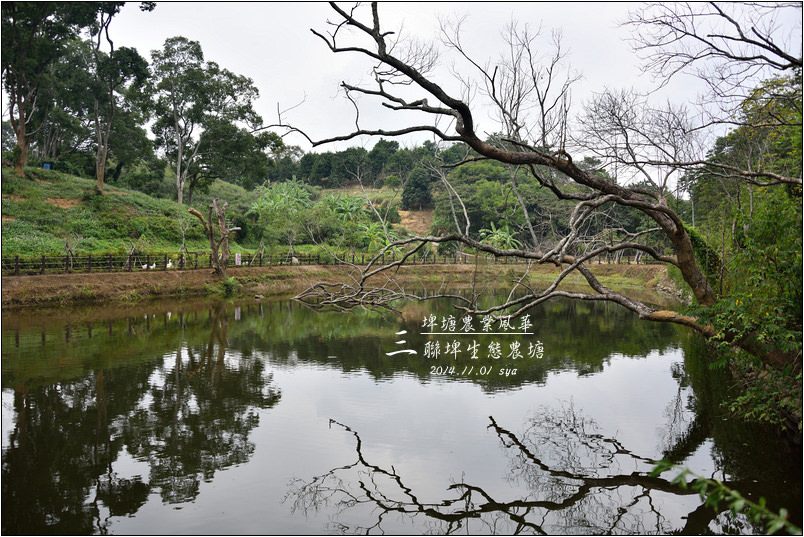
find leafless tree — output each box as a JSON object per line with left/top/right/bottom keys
{"left": 293, "top": 2, "right": 799, "bottom": 371}
{"left": 188, "top": 198, "right": 240, "bottom": 278}
{"left": 623, "top": 2, "right": 802, "bottom": 185}
{"left": 625, "top": 2, "right": 801, "bottom": 109}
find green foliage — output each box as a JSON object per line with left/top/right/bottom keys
{"left": 680, "top": 74, "right": 802, "bottom": 391}
{"left": 683, "top": 223, "right": 721, "bottom": 287}
{"left": 246, "top": 179, "right": 315, "bottom": 248}
{"left": 401, "top": 166, "right": 435, "bottom": 210}
{"left": 691, "top": 187, "right": 802, "bottom": 364}
{"left": 2, "top": 3, "right": 100, "bottom": 167}
{"left": 220, "top": 277, "right": 242, "bottom": 297}
{"left": 727, "top": 359, "right": 802, "bottom": 429}
{"left": 148, "top": 36, "right": 267, "bottom": 204}
{"left": 479, "top": 222, "right": 522, "bottom": 250}
{"left": 651, "top": 461, "right": 801, "bottom": 535}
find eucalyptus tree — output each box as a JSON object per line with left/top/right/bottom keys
{"left": 293, "top": 2, "right": 801, "bottom": 372}
{"left": 149, "top": 36, "right": 265, "bottom": 204}
{"left": 85, "top": 2, "right": 150, "bottom": 193}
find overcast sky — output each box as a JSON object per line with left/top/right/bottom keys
{"left": 106, "top": 2, "right": 650, "bottom": 151}
{"left": 106, "top": 2, "right": 798, "bottom": 154}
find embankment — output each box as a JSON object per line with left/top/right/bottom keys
{"left": 1, "top": 262, "right": 681, "bottom": 308}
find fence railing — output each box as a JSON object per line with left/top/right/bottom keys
{"left": 1, "top": 249, "right": 658, "bottom": 276}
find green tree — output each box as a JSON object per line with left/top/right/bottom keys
{"left": 184, "top": 120, "right": 281, "bottom": 199}
{"left": 27, "top": 38, "right": 95, "bottom": 167}
{"left": 148, "top": 36, "right": 264, "bottom": 204}
{"left": 684, "top": 75, "right": 803, "bottom": 380}
{"left": 366, "top": 138, "right": 399, "bottom": 180}
{"left": 401, "top": 165, "right": 434, "bottom": 210}
{"left": 1, "top": 2, "right": 97, "bottom": 174}
{"left": 90, "top": 41, "right": 149, "bottom": 192}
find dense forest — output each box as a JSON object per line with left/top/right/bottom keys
{"left": 2, "top": 3, "right": 801, "bottom": 429}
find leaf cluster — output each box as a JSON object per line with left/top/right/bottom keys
{"left": 651, "top": 461, "right": 801, "bottom": 535}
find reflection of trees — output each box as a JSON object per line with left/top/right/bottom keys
{"left": 286, "top": 409, "right": 749, "bottom": 535}
{"left": 227, "top": 297, "right": 683, "bottom": 392}
{"left": 2, "top": 364, "right": 155, "bottom": 534}
{"left": 658, "top": 336, "right": 803, "bottom": 528}
{"left": 2, "top": 303, "right": 281, "bottom": 533}
{"left": 658, "top": 361, "right": 705, "bottom": 465}
{"left": 124, "top": 303, "right": 281, "bottom": 504}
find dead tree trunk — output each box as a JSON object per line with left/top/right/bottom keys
{"left": 188, "top": 198, "right": 240, "bottom": 278}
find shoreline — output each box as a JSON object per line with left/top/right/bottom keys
{"left": 1, "top": 262, "right": 681, "bottom": 309}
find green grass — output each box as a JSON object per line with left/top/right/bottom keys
{"left": 1, "top": 167, "right": 242, "bottom": 256}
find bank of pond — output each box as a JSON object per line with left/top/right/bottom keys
{"left": 1, "top": 294, "right": 800, "bottom": 535}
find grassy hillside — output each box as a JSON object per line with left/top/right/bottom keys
{"left": 1, "top": 167, "right": 257, "bottom": 256}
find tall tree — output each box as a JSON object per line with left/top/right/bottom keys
{"left": 86, "top": 2, "right": 150, "bottom": 193}
{"left": 149, "top": 36, "right": 264, "bottom": 204}
{"left": 27, "top": 38, "right": 95, "bottom": 165}
{"left": 1, "top": 2, "right": 96, "bottom": 175}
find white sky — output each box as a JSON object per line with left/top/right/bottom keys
{"left": 18, "top": 0, "right": 787, "bottom": 162}
{"left": 111, "top": 1, "right": 695, "bottom": 153}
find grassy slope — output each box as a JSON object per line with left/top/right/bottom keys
{"left": 1, "top": 167, "right": 257, "bottom": 256}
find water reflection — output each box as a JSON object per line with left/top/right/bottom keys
{"left": 286, "top": 407, "right": 750, "bottom": 535}
{"left": 1, "top": 298, "right": 800, "bottom": 535}
{"left": 2, "top": 304, "right": 280, "bottom": 534}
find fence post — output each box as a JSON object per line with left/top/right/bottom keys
{"left": 128, "top": 254, "right": 132, "bottom": 272}
{"left": 14, "top": 255, "right": 19, "bottom": 276}
{"left": 88, "top": 254, "right": 92, "bottom": 273}
{"left": 259, "top": 253, "right": 262, "bottom": 267}
{"left": 195, "top": 253, "right": 198, "bottom": 269}
{"left": 108, "top": 254, "right": 113, "bottom": 272}
{"left": 65, "top": 255, "right": 69, "bottom": 273}
{"left": 146, "top": 254, "right": 150, "bottom": 270}
{"left": 41, "top": 255, "right": 46, "bottom": 275}
{"left": 163, "top": 254, "right": 168, "bottom": 270}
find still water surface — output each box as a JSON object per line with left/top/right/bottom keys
{"left": 2, "top": 296, "right": 800, "bottom": 534}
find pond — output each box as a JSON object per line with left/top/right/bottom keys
{"left": 2, "top": 295, "right": 801, "bottom": 535}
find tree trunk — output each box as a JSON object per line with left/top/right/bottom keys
{"left": 94, "top": 95, "right": 114, "bottom": 194}
{"left": 112, "top": 161, "right": 124, "bottom": 181}
{"left": 174, "top": 106, "right": 184, "bottom": 205}
{"left": 13, "top": 120, "right": 28, "bottom": 176}
{"left": 188, "top": 198, "right": 240, "bottom": 279}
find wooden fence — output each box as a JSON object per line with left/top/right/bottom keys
{"left": 1, "top": 249, "right": 657, "bottom": 277}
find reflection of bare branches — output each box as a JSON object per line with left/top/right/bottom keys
{"left": 285, "top": 412, "right": 728, "bottom": 535}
